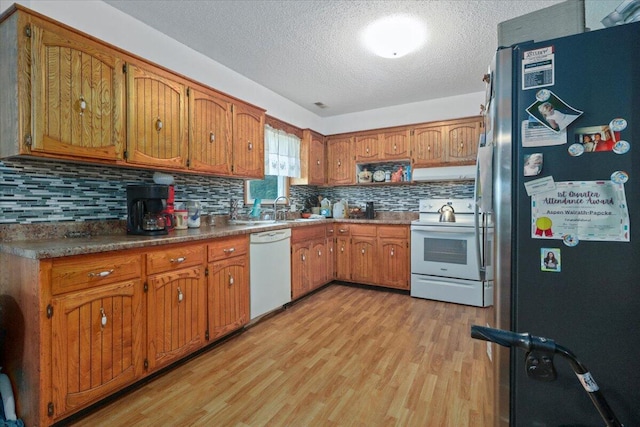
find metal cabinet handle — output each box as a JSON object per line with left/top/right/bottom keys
{"left": 340, "top": 247, "right": 344, "bottom": 253}
{"left": 330, "top": 247, "right": 333, "bottom": 253}
{"left": 210, "top": 132, "right": 215, "bottom": 143}
{"left": 337, "top": 160, "right": 341, "bottom": 167}
{"left": 223, "top": 248, "right": 236, "bottom": 253}
{"left": 318, "top": 250, "right": 322, "bottom": 256}
{"left": 339, "top": 229, "right": 347, "bottom": 233}
{"left": 170, "top": 257, "right": 186, "bottom": 263}
{"left": 390, "top": 248, "right": 395, "bottom": 257}
{"left": 302, "top": 254, "right": 306, "bottom": 261}
{"left": 100, "top": 307, "right": 107, "bottom": 328}
{"left": 155, "top": 118, "right": 163, "bottom": 132}
{"left": 88, "top": 269, "right": 113, "bottom": 278}
{"left": 316, "top": 159, "right": 321, "bottom": 165}
{"left": 248, "top": 141, "right": 253, "bottom": 150}
{"left": 229, "top": 273, "right": 234, "bottom": 285}
{"left": 177, "top": 287, "right": 184, "bottom": 303}
{"left": 79, "top": 95, "right": 86, "bottom": 115}
{"left": 393, "top": 144, "right": 397, "bottom": 151}
{"left": 366, "top": 147, "right": 369, "bottom": 153}
{"left": 361, "top": 248, "right": 365, "bottom": 254}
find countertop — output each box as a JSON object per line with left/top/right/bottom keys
{"left": 0, "top": 214, "right": 417, "bottom": 260}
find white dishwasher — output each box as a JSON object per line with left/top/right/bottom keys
{"left": 249, "top": 228, "right": 291, "bottom": 320}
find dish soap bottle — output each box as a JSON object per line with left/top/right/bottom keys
{"left": 250, "top": 198, "right": 262, "bottom": 218}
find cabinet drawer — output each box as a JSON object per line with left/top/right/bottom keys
{"left": 51, "top": 252, "right": 142, "bottom": 295}
{"left": 146, "top": 244, "right": 205, "bottom": 275}
{"left": 208, "top": 235, "right": 248, "bottom": 262}
{"left": 350, "top": 224, "right": 377, "bottom": 237}
{"left": 291, "top": 225, "right": 325, "bottom": 244}
{"left": 334, "top": 224, "right": 351, "bottom": 236}
{"left": 378, "top": 225, "right": 408, "bottom": 239}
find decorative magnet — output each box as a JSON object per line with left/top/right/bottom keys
{"left": 562, "top": 234, "right": 579, "bottom": 247}
{"left": 535, "top": 216, "right": 553, "bottom": 237}
{"left": 613, "top": 140, "right": 630, "bottom": 155}
{"left": 611, "top": 171, "right": 629, "bottom": 184}
{"left": 524, "top": 153, "right": 543, "bottom": 176}
{"left": 609, "top": 118, "right": 627, "bottom": 132}
{"left": 568, "top": 143, "right": 585, "bottom": 157}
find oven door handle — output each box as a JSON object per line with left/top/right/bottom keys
{"left": 411, "top": 225, "right": 475, "bottom": 234}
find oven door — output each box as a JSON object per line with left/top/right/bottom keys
{"left": 411, "top": 224, "right": 482, "bottom": 281}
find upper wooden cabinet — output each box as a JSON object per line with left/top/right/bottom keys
{"left": 30, "top": 23, "right": 125, "bottom": 161}
{"left": 326, "top": 136, "right": 354, "bottom": 185}
{"left": 354, "top": 128, "right": 410, "bottom": 162}
{"left": 412, "top": 116, "right": 482, "bottom": 168}
{"left": 125, "top": 63, "right": 188, "bottom": 169}
{"left": 291, "top": 129, "right": 326, "bottom": 186}
{"left": 231, "top": 102, "right": 265, "bottom": 179}
{"left": 188, "top": 87, "right": 233, "bottom": 175}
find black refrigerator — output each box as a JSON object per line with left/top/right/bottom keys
{"left": 488, "top": 21, "right": 640, "bottom": 426}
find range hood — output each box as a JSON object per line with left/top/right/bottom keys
{"left": 412, "top": 165, "right": 476, "bottom": 182}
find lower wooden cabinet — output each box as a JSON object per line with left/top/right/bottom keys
{"left": 146, "top": 266, "right": 206, "bottom": 371}
{"left": 377, "top": 226, "right": 410, "bottom": 290}
{"left": 291, "top": 225, "right": 332, "bottom": 300}
{"left": 207, "top": 235, "right": 249, "bottom": 341}
{"left": 51, "top": 279, "right": 144, "bottom": 417}
{"left": 350, "top": 225, "right": 377, "bottom": 285}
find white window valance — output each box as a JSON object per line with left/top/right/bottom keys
{"left": 265, "top": 125, "right": 301, "bottom": 177}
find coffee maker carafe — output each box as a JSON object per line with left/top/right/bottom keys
{"left": 127, "top": 185, "right": 170, "bottom": 235}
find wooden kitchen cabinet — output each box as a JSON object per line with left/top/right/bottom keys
{"left": 412, "top": 116, "right": 482, "bottom": 168}
{"left": 126, "top": 62, "right": 188, "bottom": 169}
{"left": 354, "top": 132, "right": 381, "bottom": 162}
{"left": 231, "top": 102, "right": 265, "bottom": 179}
{"left": 291, "top": 129, "right": 326, "bottom": 186}
{"left": 49, "top": 251, "right": 144, "bottom": 421}
{"left": 291, "top": 225, "right": 329, "bottom": 300}
{"left": 350, "top": 224, "right": 377, "bottom": 284}
{"left": 188, "top": 86, "right": 233, "bottom": 175}
{"left": 377, "top": 226, "right": 410, "bottom": 290}
{"left": 327, "top": 136, "right": 354, "bottom": 185}
{"left": 207, "top": 235, "right": 249, "bottom": 341}
{"left": 146, "top": 244, "right": 207, "bottom": 372}
{"left": 334, "top": 224, "right": 351, "bottom": 281}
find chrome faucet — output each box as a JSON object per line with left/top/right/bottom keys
{"left": 274, "top": 196, "right": 290, "bottom": 221}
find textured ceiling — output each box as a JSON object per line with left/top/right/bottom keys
{"left": 103, "top": 0, "right": 567, "bottom": 117}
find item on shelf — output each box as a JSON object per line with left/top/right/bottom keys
{"left": 385, "top": 170, "right": 392, "bottom": 181}
{"left": 391, "top": 166, "right": 404, "bottom": 182}
{"left": 358, "top": 168, "right": 373, "bottom": 183}
{"left": 373, "top": 170, "right": 386, "bottom": 182}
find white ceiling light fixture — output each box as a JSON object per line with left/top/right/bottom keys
{"left": 362, "top": 15, "right": 427, "bottom": 59}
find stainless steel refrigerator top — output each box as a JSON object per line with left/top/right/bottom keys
{"left": 489, "top": 21, "right": 640, "bottom": 426}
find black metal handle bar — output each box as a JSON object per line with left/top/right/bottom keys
{"left": 470, "top": 325, "right": 623, "bottom": 427}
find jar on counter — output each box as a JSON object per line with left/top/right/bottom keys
{"left": 186, "top": 201, "right": 201, "bottom": 228}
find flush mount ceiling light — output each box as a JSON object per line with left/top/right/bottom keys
{"left": 362, "top": 15, "right": 427, "bottom": 59}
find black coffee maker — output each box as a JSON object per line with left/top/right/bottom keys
{"left": 126, "top": 184, "right": 170, "bottom": 235}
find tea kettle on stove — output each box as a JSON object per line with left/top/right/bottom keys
{"left": 438, "top": 204, "right": 456, "bottom": 222}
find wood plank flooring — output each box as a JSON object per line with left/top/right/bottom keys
{"left": 65, "top": 284, "right": 494, "bottom": 426}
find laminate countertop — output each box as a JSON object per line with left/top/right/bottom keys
{"left": 0, "top": 214, "right": 417, "bottom": 259}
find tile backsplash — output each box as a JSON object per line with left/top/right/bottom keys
{"left": 0, "top": 158, "right": 474, "bottom": 224}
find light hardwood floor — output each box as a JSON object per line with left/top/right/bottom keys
{"left": 65, "top": 284, "right": 494, "bottom": 426}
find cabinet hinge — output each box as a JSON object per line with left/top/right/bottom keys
{"left": 24, "top": 25, "right": 31, "bottom": 38}
{"left": 143, "top": 282, "right": 148, "bottom": 293}
{"left": 123, "top": 64, "right": 127, "bottom": 73}
{"left": 186, "top": 159, "right": 190, "bottom": 168}
{"left": 24, "top": 134, "right": 32, "bottom": 147}
{"left": 144, "top": 359, "right": 149, "bottom": 370}
{"left": 205, "top": 330, "right": 209, "bottom": 340}
{"left": 46, "top": 304, "right": 53, "bottom": 319}
{"left": 47, "top": 402, "right": 54, "bottom": 416}
{"left": 204, "top": 267, "right": 209, "bottom": 277}
{"left": 186, "top": 88, "right": 190, "bottom": 97}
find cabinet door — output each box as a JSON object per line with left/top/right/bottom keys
{"left": 326, "top": 236, "right": 335, "bottom": 283}
{"left": 309, "top": 132, "right": 326, "bottom": 185}
{"left": 351, "top": 236, "right": 377, "bottom": 284}
{"left": 31, "top": 25, "right": 125, "bottom": 160}
{"left": 354, "top": 133, "right": 380, "bottom": 162}
{"left": 208, "top": 256, "right": 249, "bottom": 340}
{"left": 327, "top": 136, "right": 354, "bottom": 185}
{"left": 232, "top": 102, "right": 264, "bottom": 178}
{"left": 291, "top": 242, "right": 311, "bottom": 300}
{"left": 147, "top": 266, "right": 206, "bottom": 371}
{"left": 412, "top": 125, "right": 445, "bottom": 167}
{"left": 51, "top": 279, "right": 143, "bottom": 417}
{"left": 188, "top": 87, "right": 232, "bottom": 174}
{"left": 310, "top": 239, "right": 327, "bottom": 289}
{"left": 126, "top": 63, "right": 188, "bottom": 169}
{"left": 445, "top": 118, "right": 482, "bottom": 165}
{"left": 382, "top": 129, "right": 410, "bottom": 160}
{"left": 379, "top": 238, "right": 409, "bottom": 289}
{"left": 335, "top": 236, "right": 351, "bottom": 281}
